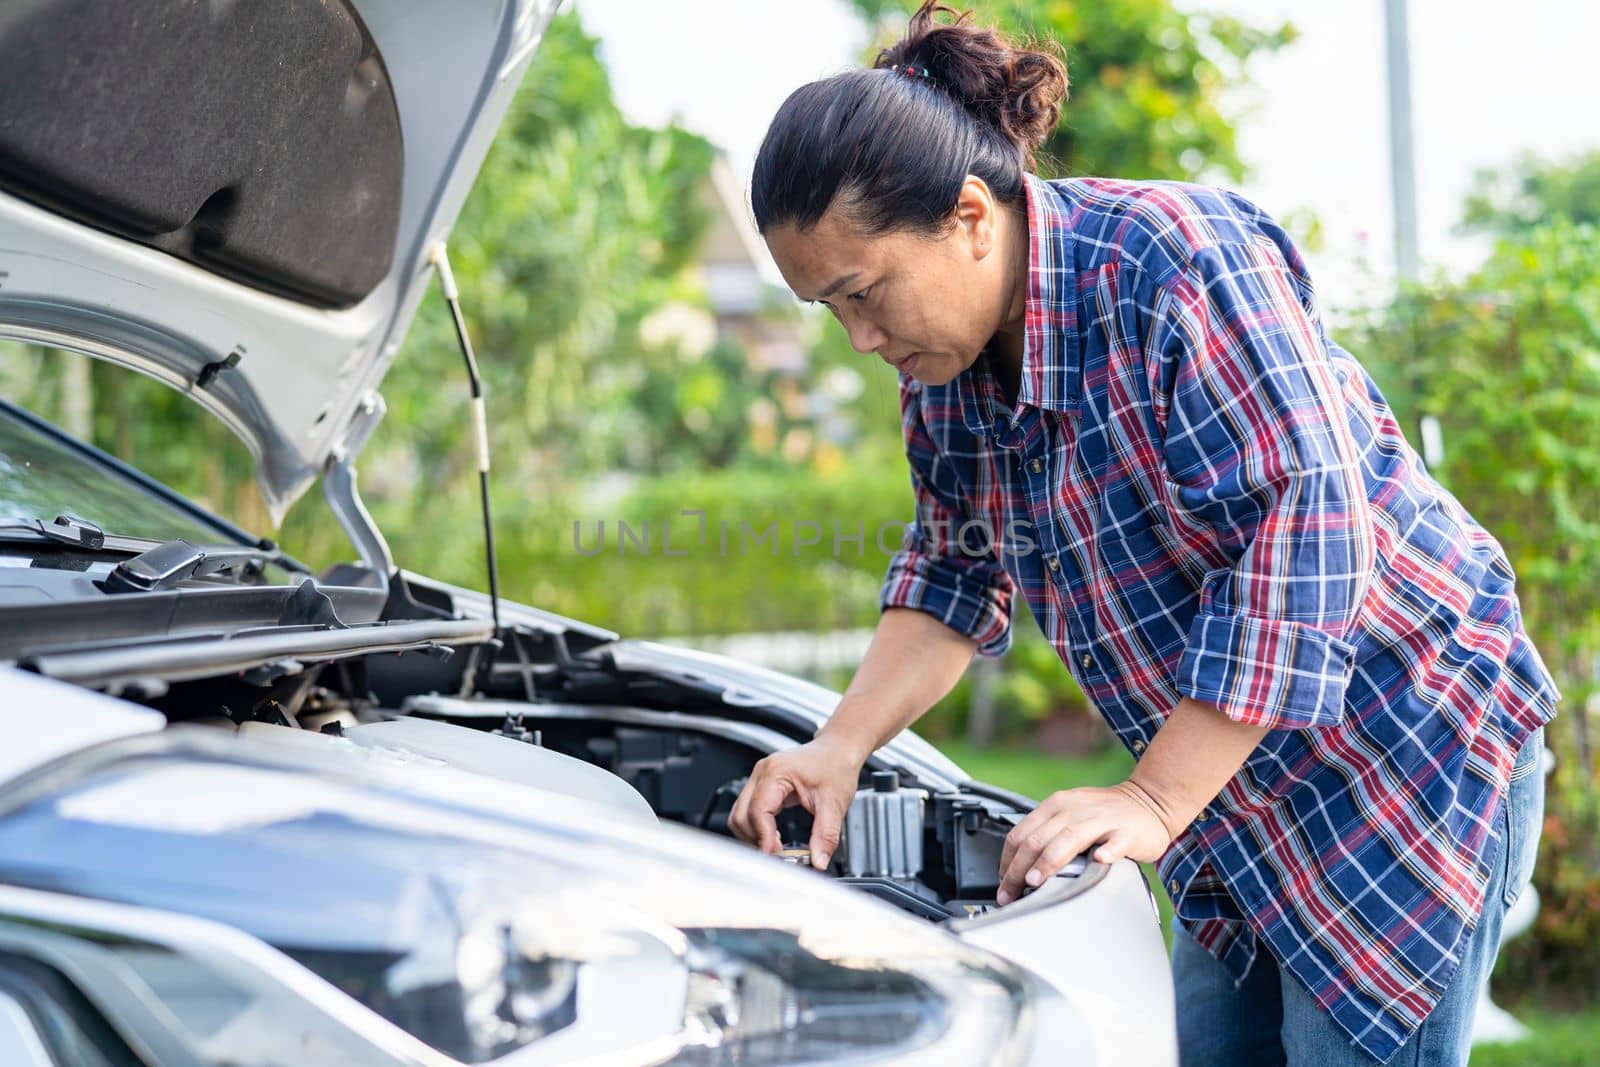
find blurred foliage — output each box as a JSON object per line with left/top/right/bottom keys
{"left": 1349, "top": 218, "right": 1600, "bottom": 1001}
{"left": 0, "top": 342, "right": 273, "bottom": 535}
{"left": 920, "top": 619, "right": 1094, "bottom": 742}
{"left": 847, "top": 0, "right": 1296, "bottom": 183}
{"left": 516, "top": 438, "right": 907, "bottom": 636}
{"left": 1460, "top": 150, "right": 1600, "bottom": 238}
{"left": 939, "top": 738, "right": 1131, "bottom": 799}
{"left": 1354, "top": 224, "right": 1600, "bottom": 665}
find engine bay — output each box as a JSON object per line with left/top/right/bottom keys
{"left": 17, "top": 573, "right": 1085, "bottom": 924}
{"left": 404, "top": 694, "right": 1063, "bottom": 922}
{"left": 82, "top": 654, "right": 1069, "bottom": 922}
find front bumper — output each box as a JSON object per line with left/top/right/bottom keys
{"left": 951, "top": 860, "right": 1177, "bottom": 1067}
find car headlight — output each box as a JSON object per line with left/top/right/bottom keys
{"left": 0, "top": 737, "right": 1032, "bottom": 1066}
{"left": 671, "top": 927, "right": 1021, "bottom": 1066}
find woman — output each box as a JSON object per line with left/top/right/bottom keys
{"left": 726, "top": 4, "right": 1557, "bottom": 1064}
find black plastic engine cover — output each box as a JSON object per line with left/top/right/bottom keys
{"left": 0, "top": 0, "right": 403, "bottom": 308}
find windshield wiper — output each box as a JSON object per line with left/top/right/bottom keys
{"left": 0, "top": 515, "right": 304, "bottom": 588}
{"left": 0, "top": 513, "right": 107, "bottom": 549}
{"left": 103, "top": 538, "right": 279, "bottom": 594}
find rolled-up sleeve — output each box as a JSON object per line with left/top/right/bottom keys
{"left": 881, "top": 378, "right": 1015, "bottom": 657}
{"left": 1148, "top": 241, "right": 1374, "bottom": 729}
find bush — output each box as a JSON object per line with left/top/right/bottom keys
{"left": 511, "top": 441, "right": 912, "bottom": 636}
{"left": 1348, "top": 220, "right": 1600, "bottom": 1001}
{"left": 1495, "top": 719, "right": 1600, "bottom": 1004}
{"left": 921, "top": 619, "right": 1094, "bottom": 744}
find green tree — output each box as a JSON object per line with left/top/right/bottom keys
{"left": 0, "top": 342, "right": 271, "bottom": 534}
{"left": 847, "top": 0, "right": 1295, "bottom": 182}
{"left": 1362, "top": 222, "right": 1600, "bottom": 732}
{"left": 1460, "top": 149, "right": 1600, "bottom": 238}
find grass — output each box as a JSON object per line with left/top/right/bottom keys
{"left": 1469, "top": 1010, "right": 1600, "bottom": 1066}
{"left": 941, "top": 740, "right": 1600, "bottom": 1066}
{"left": 939, "top": 738, "right": 1134, "bottom": 799}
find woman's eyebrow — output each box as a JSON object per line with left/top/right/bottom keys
{"left": 815, "top": 271, "right": 861, "bottom": 299}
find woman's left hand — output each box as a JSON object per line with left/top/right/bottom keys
{"left": 996, "top": 782, "right": 1175, "bottom": 904}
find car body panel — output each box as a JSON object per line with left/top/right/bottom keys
{"left": 252, "top": 716, "right": 658, "bottom": 826}
{"left": 0, "top": 668, "right": 164, "bottom": 784}
{"left": 956, "top": 860, "right": 1177, "bottom": 1066}
{"left": 0, "top": 0, "right": 562, "bottom": 521}
{"left": 0, "top": 992, "right": 54, "bottom": 1067}
{"left": 0, "top": 669, "right": 1176, "bottom": 1066}
{"left": 0, "top": 728, "right": 1021, "bottom": 1065}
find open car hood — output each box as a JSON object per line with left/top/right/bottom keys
{"left": 0, "top": 0, "right": 560, "bottom": 522}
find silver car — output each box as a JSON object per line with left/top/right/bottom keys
{"left": 0, "top": 2, "right": 1174, "bottom": 1064}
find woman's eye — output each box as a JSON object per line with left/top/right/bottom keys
{"left": 846, "top": 285, "right": 872, "bottom": 302}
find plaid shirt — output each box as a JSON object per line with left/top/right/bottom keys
{"left": 881, "top": 174, "right": 1560, "bottom": 1061}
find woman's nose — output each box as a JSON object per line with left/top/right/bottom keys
{"left": 842, "top": 312, "right": 888, "bottom": 356}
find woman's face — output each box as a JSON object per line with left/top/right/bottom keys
{"left": 764, "top": 177, "right": 1019, "bottom": 386}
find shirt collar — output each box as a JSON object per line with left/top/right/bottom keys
{"left": 954, "top": 173, "right": 1082, "bottom": 438}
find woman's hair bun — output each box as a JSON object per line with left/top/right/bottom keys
{"left": 875, "top": 2, "right": 1068, "bottom": 167}
{"left": 751, "top": 1, "right": 1068, "bottom": 235}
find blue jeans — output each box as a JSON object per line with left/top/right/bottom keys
{"left": 1172, "top": 728, "right": 1545, "bottom": 1066}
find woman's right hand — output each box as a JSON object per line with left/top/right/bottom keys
{"left": 726, "top": 609, "right": 978, "bottom": 871}
{"left": 728, "top": 731, "right": 869, "bottom": 871}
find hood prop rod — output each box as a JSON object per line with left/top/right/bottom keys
{"left": 430, "top": 243, "right": 503, "bottom": 649}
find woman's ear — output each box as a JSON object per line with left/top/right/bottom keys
{"left": 954, "top": 174, "right": 1000, "bottom": 260}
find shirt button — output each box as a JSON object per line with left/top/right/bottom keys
{"left": 1047, "top": 557, "right": 1061, "bottom": 572}
{"left": 1168, "top": 879, "right": 1180, "bottom": 898}
{"left": 1199, "top": 808, "right": 1214, "bottom": 822}
{"left": 1131, "top": 738, "right": 1146, "bottom": 754}
{"left": 1079, "top": 653, "right": 1093, "bottom": 669}
{"left": 1029, "top": 457, "right": 1044, "bottom": 474}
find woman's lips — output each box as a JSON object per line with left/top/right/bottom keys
{"left": 889, "top": 351, "right": 922, "bottom": 372}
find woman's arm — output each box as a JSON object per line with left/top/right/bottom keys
{"left": 732, "top": 378, "right": 1014, "bottom": 869}
{"left": 815, "top": 606, "right": 979, "bottom": 756}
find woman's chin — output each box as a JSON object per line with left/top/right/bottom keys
{"left": 903, "top": 354, "right": 961, "bottom": 386}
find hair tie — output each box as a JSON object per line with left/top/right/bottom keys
{"left": 893, "top": 63, "right": 932, "bottom": 81}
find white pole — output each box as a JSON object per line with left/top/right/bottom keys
{"left": 1383, "top": 0, "right": 1420, "bottom": 284}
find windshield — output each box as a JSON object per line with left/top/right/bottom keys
{"left": 0, "top": 399, "right": 236, "bottom": 544}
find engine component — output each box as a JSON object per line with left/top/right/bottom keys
{"left": 844, "top": 771, "right": 926, "bottom": 880}
{"left": 579, "top": 727, "right": 754, "bottom": 827}
{"left": 935, "top": 792, "right": 1014, "bottom": 897}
